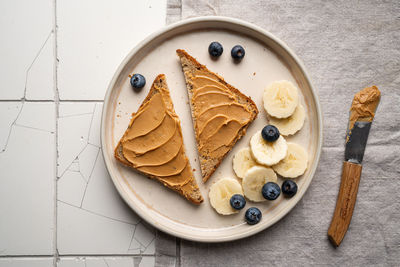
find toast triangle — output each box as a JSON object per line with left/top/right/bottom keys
{"left": 115, "top": 74, "right": 203, "bottom": 204}
{"left": 176, "top": 49, "right": 258, "bottom": 182}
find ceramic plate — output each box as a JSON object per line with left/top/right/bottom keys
{"left": 101, "top": 16, "right": 322, "bottom": 242}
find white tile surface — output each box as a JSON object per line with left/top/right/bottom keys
{"left": 0, "top": 102, "right": 55, "bottom": 255}
{"left": 0, "top": 0, "right": 54, "bottom": 100}
{"left": 57, "top": 0, "right": 167, "bottom": 100}
{"left": 57, "top": 103, "right": 155, "bottom": 255}
{"left": 0, "top": 0, "right": 167, "bottom": 259}
{"left": 0, "top": 258, "right": 53, "bottom": 267}
{"left": 57, "top": 257, "right": 155, "bottom": 267}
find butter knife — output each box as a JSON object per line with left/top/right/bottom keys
{"left": 327, "top": 85, "right": 381, "bottom": 247}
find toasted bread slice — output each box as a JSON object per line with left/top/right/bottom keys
{"left": 115, "top": 74, "right": 203, "bottom": 204}
{"left": 176, "top": 49, "right": 258, "bottom": 182}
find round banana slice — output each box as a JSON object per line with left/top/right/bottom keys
{"left": 233, "top": 147, "right": 258, "bottom": 179}
{"left": 263, "top": 80, "right": 299, "bottom": 118}
{"left": 273, "top": 143, "right": 308, "bottom": 178}
{"left": 250, "top": 130, "right": 288, "bottom": 166}
{"left": 268, "top": 104, "right": 305, "bottom": 136}
{"left": 209, "top": 178, "right": 243, "bottom": 215}
{"left": 242, "top": 166, "right": 277, "bottom": 202}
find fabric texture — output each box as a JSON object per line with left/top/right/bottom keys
{"left": 156, "top": 0, "right": 400, "bottom": 266}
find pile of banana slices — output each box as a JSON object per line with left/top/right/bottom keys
{"left": 209, "top": 80, "right": 308, "bottom": 216}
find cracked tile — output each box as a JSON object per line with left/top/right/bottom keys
{"left": 0, "top": 103, "right": 22, "bottom": 151}
{"left": 81, "top": 152, "right": 140, "bottom": 224}
{"left": 0, "top": 258, "right": 53, "bottom": 267}
{"left": 57, "top": 0, "right": 167, "bottom": 100}
{"left": 15, "top": 102, "right": 56, "bottom": 132}
{"left": 25, "top": 31, "right": 55, "bottom": 100}
{"left": 58, "top": 171, "right": 87, "bottom": 207}
{"left": 0, "top": 102, "right": 55, "bottom": 255}
{"left": 88, "top": 103, "right": 102, "bottom": 147}
{"left": 0, "top": 0, "right": 54, "bottom": 100}
{"left": 58, "top": 257, "right": 155, "bottom": 267}
{"left": 57, "top": 102, "right": 154, "bottom": 255}
{"left": 133, "top": 223, "right": 156, "bottom": 250}
{"left": 57, "top": 202, "right": 135, "bottom": 255}
{"left": 78, "top": 144, "right": 100, "bottom": 181}
{"left": 58, "top": 103, "right": 95, "bottom": 177}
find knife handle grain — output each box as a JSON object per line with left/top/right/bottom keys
{"left": 328, "top": 161, "right": 362, "bottom": 247}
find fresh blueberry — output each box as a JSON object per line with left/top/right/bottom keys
{"left": 230, "top": 194, "right": 246, "bottom": 210}
{"left": 262, "top": 182, "right": 281, "bottom": 200}
{"left": 261, "top": 125, "right": 280, "bottom": 142}
{"left": 281, "top": 180, "right": 298, "bottom": 198}
{"left": 231, "top": 45, "right": 245, "bottom": 60}
{"left": 130, "top": 74, "right": 146, "bottom": 89}
{"left": 245, "top": 207, "right": 262, "bottom": 225}
{"left": 208, "top": 42, "right": 223, "bottom": 57}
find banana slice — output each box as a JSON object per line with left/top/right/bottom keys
{"left": 268, "top": 104, "right": 305, "bottom": 136}
{"left": 233, "top": 147, "right": 258, "bottom": 179}
{"left": 273, "top": 143, "right": 308, "bottom": 178}
{"left": 250, "top": 130, "right": 288, "bottom": 166}
{"left": 263, "top": 80, "right": 299, "bottom": 118}
{"left": 242, "top": 166, "right": 277, "bottom": 202}
{"left": 209, "top": 178, "right": 243, "bottom": 215}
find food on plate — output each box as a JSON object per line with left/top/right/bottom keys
{"left": 242, "top": 166, "right": 277, "bottom": 202}
{"left": 114, "top": 74, "right": 203, "bottom": 204}
{"left": 130, "top": 73, "right": 146, "bottom": 89}
{"left": 281, "top": 180, "right": 298, "bottom": 198}
{"left": 261, "top": 124, "right": 280, "bottom": 142}
{"left": 245, "top": 207, "right": 262, "bottom": 225}
{"left": 263, "top": 80, "right": 299, "bottom": 118}
{"left": 230, "top": 194, "right": 246, "bottom": 210}
{"left": 208, "top": 41, "right": 223, "bottom": 57}
{"left": 231, "top": 45, "right": 245, "bottom": 60}
{"left": 209, "top": 178, "right": 243, "bottom": 215}
{"left": 232, "top": 147, "right": 258, "bottom": 179}
{"left": 272, "top": 143, "right": 308, "bottom": 178}
{"left": 262, "top": 182, "right": 281, "bottom": 201}
{"left": 250, "top": 130, "right": 288, "bottom": 166}
{"left": 177, "top": 49, "right": 258, "bottom": 182}
{"left": 268, "top": 104, "right": 305, "bottom": 136}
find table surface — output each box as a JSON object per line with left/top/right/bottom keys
{"left": 1, "top": 0, "right": 399, "bottom": 267}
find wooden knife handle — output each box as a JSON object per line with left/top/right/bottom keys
{"left": 328, "top": 161, "right": 362, "bottom": 247}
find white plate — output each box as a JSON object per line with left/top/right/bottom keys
{"left": 101, "top": 16, "right": 322, "bottom": 242}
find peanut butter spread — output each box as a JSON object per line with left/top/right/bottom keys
{"left": 189, "top": 71, "right": 252, "bottom": 158}
{"left": 349, "top": 85, "right": 381, "bottom": 132}
{"left": 120, "top": 88, "right": 192, "bottom": 187}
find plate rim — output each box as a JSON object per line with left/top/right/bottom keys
{"left": 101, "top": 16, "right": 323, "bottom": 242}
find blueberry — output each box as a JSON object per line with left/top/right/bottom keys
{"left": 208, "top": 42, "right": 223, "bottom": 57}
{"left": 245, "top": 207, "right": 262, "bottom": 225}
{"left": 230, "top": 194, "right": 246, "bottom": 210}
{"left": 130, "top": 74, "right": 146, "bottom": 89}
{"left": 261, "top": 125, "right": 280, "bottom": 142}
{"left": 231, "top": 45, "right": 245, "bottom": 60}
{"left": 281, "top": 180, "right": 298, "bottom": 198}
{"left": 262, "top": 182, "right": 281, "bottom": 200}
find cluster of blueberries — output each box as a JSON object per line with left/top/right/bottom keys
{"left": 208, "top": 41, "right": 245, "bottom": 60}
{"left": 234, "top": 125, "right": 298, "bottom": 225}
{"left": 231, "top": 179, "right": 298, "bottom": 225}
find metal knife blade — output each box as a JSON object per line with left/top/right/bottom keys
{"left": 344, "top": 85, "right": 381, "bottom": 164}
{"left": 345, "top": 121, "right": 371, "bottom": 164}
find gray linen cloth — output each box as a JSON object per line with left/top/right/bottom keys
{"left": 155, "top": 1, "right": 400, "bottom": 266}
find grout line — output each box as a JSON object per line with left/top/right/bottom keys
{"left": 57, "top": 255, "right": 156, "bottom": 258}
{"left": 0, "top": 255, "right": 54, "bottom": 259}
{"left": 0, "top": 99, "right": 55, "bottom": 102}
{"left": 53, "top": 0, "right": 60, "bottom": 266}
